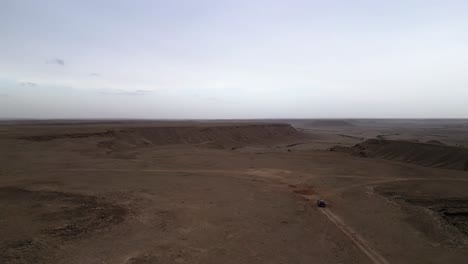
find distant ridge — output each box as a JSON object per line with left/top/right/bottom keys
{"left": 19, "top": 123, "right": 303, "bottom": 149}
{"left": 307, "top": 120, "right": 354, "bottom": 127}
{"left": 331, "top": 139, "right": 468, "bottom": 171}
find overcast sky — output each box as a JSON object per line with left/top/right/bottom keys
{"left": 1, "top": 0, "right": 468, "bottom": 119}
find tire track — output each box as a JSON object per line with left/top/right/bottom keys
{"left": 52, "top": 168, "right": 468, "bottom": 264}
{"left": 319, "top": 208, "right": 390, "bottom": 264}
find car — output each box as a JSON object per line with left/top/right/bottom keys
{"left": 316, "top": 200, "right": 326, "bottom": 207}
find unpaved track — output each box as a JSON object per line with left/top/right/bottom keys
{"left": 50, "top": 168, "right": 468, "bottom": 264}
{"left": 328, "top": 177, "right": 468, "bottom": 198}
{"left": 320, "top": 208, "right": 390, "bottom": 264}
{"left": 56, "top": 168, "right": 392, "bottom": 263}
{"left": 50, "top": 169, "right": 242, "bottom": 173}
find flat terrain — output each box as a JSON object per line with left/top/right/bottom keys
{"left": 1, "top": 119, "right": 468, "bottom": 263}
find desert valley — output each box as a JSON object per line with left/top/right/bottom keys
{"left": 1, "top": 119, "right": 468, "bottom": 263}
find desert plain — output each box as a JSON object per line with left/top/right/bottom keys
{"left": 1, "top": 119, "right": 468, "bottom": 264}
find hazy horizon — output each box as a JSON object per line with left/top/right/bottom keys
{"left": 2, "top": 1, "right": 468, "bottom": 119}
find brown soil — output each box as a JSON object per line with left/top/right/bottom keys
{"left": 18, "top": 124, "right": 302, "bottom": 150}
{"left": 332, "top": 139, "right": 468, "bottom": 171}
{"left": 1, "top": 119, "right": 468, "bottom": 263}
{"left": 0, "top": 187, "right": 126, "bottom": 263}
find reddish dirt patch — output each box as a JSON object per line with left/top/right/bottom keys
{"left": 293, "top": 189, "right": 315, "bottom": 195}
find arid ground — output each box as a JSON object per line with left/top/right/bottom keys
{"left": 1, "top": 119, "right": 468, "bottom": 264}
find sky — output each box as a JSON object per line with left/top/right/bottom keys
{"left": 1, "top": 0, "right": 468, "bottom": 119}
